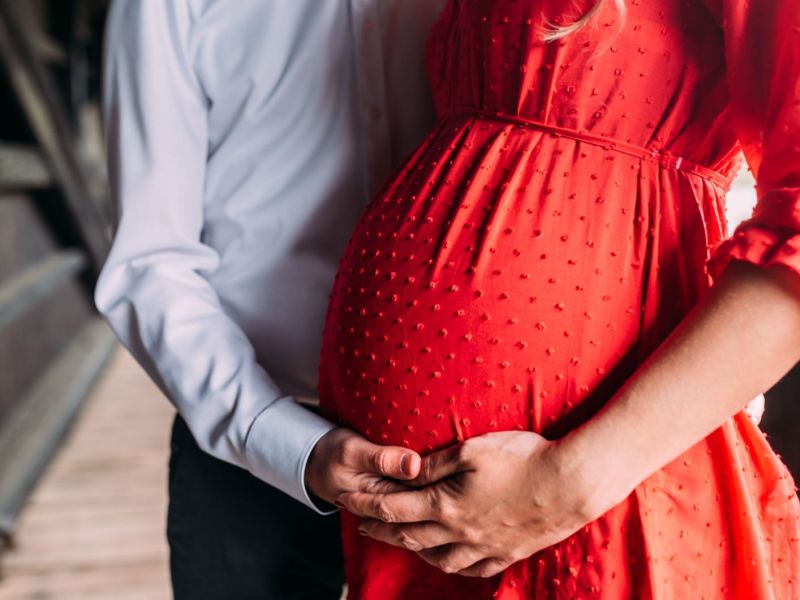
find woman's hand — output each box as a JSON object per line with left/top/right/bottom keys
{"left": 337, "top": 429, "right": 613, "bottom": 578}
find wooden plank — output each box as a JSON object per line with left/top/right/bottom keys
{"left": 0, "top": 318, "right": 115, "bottom": 537}
{"left": 0, "top": 250, "right": 87, "bottom": 331}
{"left": 0, "top": 144, "right": 51, "bottom": 190}
{"left": 0, "top": 350, "right": 173, "bottom": 599}
{"left": 0, "top": 565, "right": 171, "bottom": 600}
{"left": 3, "top": 505, "right": 168, "bottom": 571}
{"left": 0, "top": 1, "right": 109, "bottom": 271}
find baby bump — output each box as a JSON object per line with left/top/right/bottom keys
{"left": 318, "top": 126, "right": 657, "bottom": 451}
{"left": 318, "top": 213, "right": 649, "bottom": 452}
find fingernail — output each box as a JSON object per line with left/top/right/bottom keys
{"left": 358, "top": 528, "right": 367, "bottom": 536}
{"left": 334, "top": 501, "right": 345, "bottom": 509}
{"left": 400, "top": 454, "right": 410, "bottom": 476}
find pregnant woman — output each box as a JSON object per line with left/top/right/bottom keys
{"left": 317, "top": 0, "right": 800, "bottom": 597}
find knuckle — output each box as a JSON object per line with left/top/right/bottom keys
{"left": 421, "top": 457, "right": 437, "bottom": 482}
{"left": 460, "top": 526, "right": 480, "bottom": 545}
{"left": 436, "top": 496, "right": 459, "bottom": 522}
{"left": 454, "top": 447, "right": 473, "bottom": 469}
{"left": 438, "top": 559, "right": 459, "bottom": 574}
{"left": 376, "top": 504, "right": 396, "bottom": 524}
{"left": 397, "top": 531, "right": 421, "bottom": 551}
{"left": 457, "top": 440, "right": 480, "bottom": 465}
{"left": 337, "top": 435, "right": 358, "bottom": 465}
{"left": 495, "top": 560, "right": 512, "bottom": 575}
{"left": 471, "top": 565, "right": 489, "bottom": 578}
{"left": 457, "top": 440, "right": 471, "bottom": 455}
{"left": 372, "top": 450, "right": 390, "bottom": 474}
{"left": 477, "top": 562, "right": 504, "bottom": 578}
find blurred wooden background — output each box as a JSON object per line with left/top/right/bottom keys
{"left": 0, "top": 0, "right": 114, "bottom": 548}
{"left": 0, "top": 351, "right": 172, "bottom": 600}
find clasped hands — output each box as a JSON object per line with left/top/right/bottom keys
{"left": 306, "top": 427, "right": 614, "bottom": 578}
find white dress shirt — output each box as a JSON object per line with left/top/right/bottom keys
{"left": 96, "top": 0, "right": 445, "bottom": 514}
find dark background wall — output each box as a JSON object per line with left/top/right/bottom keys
{"left": 764, "top": 366, "right": 800, "bottom": 478}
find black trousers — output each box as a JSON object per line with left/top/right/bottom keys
{"left": 166, "top": 414, "right": 345, "bottom": 600}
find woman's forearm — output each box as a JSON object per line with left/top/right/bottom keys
{"left": 560, "top": 260, "right": 800, "bottom": 514}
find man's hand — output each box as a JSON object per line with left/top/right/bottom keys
{"left": 305, "top": 427, "right": 423, "bottom": 507}
{"left": 336, "top": 430, "right": 610, "bottom": 578}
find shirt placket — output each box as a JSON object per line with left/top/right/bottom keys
{"left": 351, "top": 0, "right": 393, "bottom": 197}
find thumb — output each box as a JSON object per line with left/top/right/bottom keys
{"left": 360, "top": 443, "right": 421, "bottom": 480}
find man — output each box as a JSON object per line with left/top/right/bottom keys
{"left": 96, "top": 1, "right": 444, "bottom": 597}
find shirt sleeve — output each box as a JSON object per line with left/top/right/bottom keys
{"left": 706, "top": 0, "right": 800, "bottom": 286}
{"left": 96, "top": 0, "right": 336, "bottom": 514}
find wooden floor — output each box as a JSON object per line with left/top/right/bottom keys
{"left": 0, "top": 349, "right": 173, "bottom": 600}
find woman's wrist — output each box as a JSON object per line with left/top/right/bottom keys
{"left": 550, "top": 405, "right": 646, "bottom": 522}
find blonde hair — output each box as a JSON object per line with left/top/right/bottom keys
{"left": 541, "top": 0, "right": 627, "bottom": 42}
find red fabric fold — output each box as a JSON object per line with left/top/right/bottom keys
{"left": 707, "top": 222, "right": 800, "bottom": 284}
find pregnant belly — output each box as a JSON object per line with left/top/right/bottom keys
{"left": 318, "top": 223, "right": 647, "bottom": 452}
{"left": 318, "top": 132, "right": 650, "bottom": 452}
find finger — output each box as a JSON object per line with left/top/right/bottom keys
{"left": 337, "top": 487, "right": 437, "bottom": 523}
{"left": 419, "top": 543, "right": 488, "bottom": 575}
{"left": 358, "top": 519, "right": 457, "bottom": 551}
{"left": 457, "top": 557, "right": 510, "bottom": 578}
{"left": 411, "top": 443, "right": 467, "bottom": 486}
{"left": 355, "top": 440, "right": 421, "bottom": 480}
{"left": 359, "top": 476, "right": 414, "bottom": 495}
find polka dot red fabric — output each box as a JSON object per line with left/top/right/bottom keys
{"left": 318, "top": 0, "right": 800, "bottom": 598}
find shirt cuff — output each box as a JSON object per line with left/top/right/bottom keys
{"left": 244, "top": 396, "right": 338, "bottom": 515}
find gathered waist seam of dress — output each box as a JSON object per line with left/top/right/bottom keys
{"left": 443, "top": 106, "right": 732, "bottom": 190}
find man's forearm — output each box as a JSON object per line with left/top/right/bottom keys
{"left": 559, "top": 260, "right": 800, "bottom": 514}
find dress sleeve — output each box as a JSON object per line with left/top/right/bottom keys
{"left": 706, "top": 0, "right": 800, "bottom": 286}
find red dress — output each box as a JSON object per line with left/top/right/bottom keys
{"left": 318, "top": 0, "right": 800, "bottom": 597}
